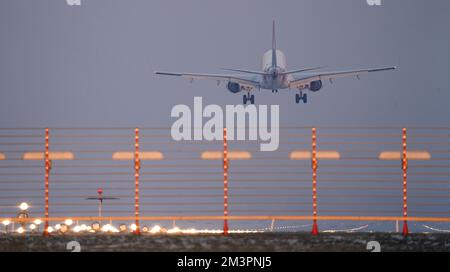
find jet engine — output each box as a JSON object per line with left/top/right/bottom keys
{"left": 227, "top": 82, "right": 241, "bottom": 93}
{"left": 309, "top": 80, "right": 322, "bottom": 92}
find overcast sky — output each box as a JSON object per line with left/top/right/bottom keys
{"left": 0, "top": 0, "right": 449, "bottom": 128}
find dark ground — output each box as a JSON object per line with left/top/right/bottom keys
{"left": 1, "top": 232, "right": 450, "bottom": 252}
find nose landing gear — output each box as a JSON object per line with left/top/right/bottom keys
{"left": 243, "top": 93, "right": 255, "bottom": 105}
{"left": 296, "top": 92, "right": 307, "bottom": 104}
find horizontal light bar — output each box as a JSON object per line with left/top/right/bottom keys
{"left": 22, "top": 152, "right": 75, "bottom": 160}
{"left": 112, "top": 151, "right": 164, "bottom": 160}
{"left": 379, "top": 151, "right": 431, "bottom": 160}
{"left": 201, "top": 151, "right": 251, "bottom": 160}
{"left": 4, "top": 215, "right": 450, "bottom": 223}
{"left": 289, "top": 150, "right": 340, "bottom": 160}
{"left": 0, "top": 153, "right": 5, "bottom": 160}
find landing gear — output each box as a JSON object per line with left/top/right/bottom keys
{"left": 295, "top": 92, "right": 307, "bottom": 104}
{"left": 243, "top": 93, "right": 255, "bottom": 104}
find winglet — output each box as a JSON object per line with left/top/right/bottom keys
{"left": 272, "top": 20, "right": 277, "bottom": 68}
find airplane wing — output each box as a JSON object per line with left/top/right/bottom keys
{"left": 288, "top": 66, "right": 396, "bottom": 89}
{"left": 155, "top": 71, "right": 260, "bottom": 90}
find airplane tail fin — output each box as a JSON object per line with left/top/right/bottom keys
{"left": 272, "top": 20, "right": 277, "bottom": 68}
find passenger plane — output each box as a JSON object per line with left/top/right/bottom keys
{"left": 155, "top": 21, "right": 396, "bottom": 105}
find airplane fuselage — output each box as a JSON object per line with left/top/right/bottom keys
{"left": 260, "top": 49, "right": 293, "bottom": 90}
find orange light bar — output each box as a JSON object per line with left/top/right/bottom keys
{"left": 23, "top": 152, "right": 75, "bottom": 160}
{"left": 113, "top": 151, "right": 163, "bottom": 160}
{"left": 290, "top": 150, "right": 340, "bottom": 160}
{"left": 0, "top": 153, "right": 5, "bottom": 160}
{"left": 379, "top": 151, "right": 431, "bottom": 160}
{"left": 201, "top": 151, "right": 251, "bottom": 160}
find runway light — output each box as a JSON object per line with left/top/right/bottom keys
{"left": 141, "top": 226, "right": 149, "bottom": 233}
{"left": 91, "top": 222, "right": 101, "bottom": 232}
{"left": 46, "top": 226, "right": 54, "bottom": 233}
{"left": 60, "top": 224, "right": 69, "bottom": 234}
{"left": 101, "top": 224, "right": 112, "bottom": 233}
{"left": 17, "top": 227, "right": 25, "bottom": 234}
{"left": 167, "top": 227, "right": 181, "bottom": 234}
{"left": 33, "top": 219, "right": 42, "bottom": 225}
{"left": 150, "top": 225, "right": 161, "bottom": 234}
{"left": 119, "top": 224, "right": 127, "bottom": 233}
{"left": 64, "top": 219, "right": 73, "bottom": 226}
{"left": 29, "top": 224, "right": 36, "bottom": 231}
{"left": 130, "top": 224, "right": 137, "bottom": 231}
{"left": 73, "top": 226, "right": 81, "bottom": 233}
{"left": 19, "top": 202, "right": 29, "bottom": 211}
{"left": 2, "top": 219, "right": 10, "bottom": 226}
{"left": 55, "top": 224, "right": 61, "bottom": 230}
{"left": 80, "top": 224, "right": 87, "bottom": 231}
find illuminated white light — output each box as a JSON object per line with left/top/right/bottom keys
{"left": 47, "top": 226, "right": 54, "bottom": 233}
{"left": 19, "top": 202, "right": 29, "bottom": 211}
{"left": 150, "top": 225, "right": 161, "bottom": 234}
{"left": 64, "top": 219, "right": 73, "bottom": 226}
{"left": 102, "top": 224, "right": 111, "bottom": 232}
{"left": 2, "top": 219, "right": 11, "bottom": 226}
{"left": 91, "top": 222, "right": 101, "bottom": 231}
{"left": 119, "top": 224, "right": 127, "bottom": 232}
{"left": 55, "top": 224, "right": 61, "bottom": 230}
{"left": 130, "top": 224, "right": 137, "bottom": 231}
{"left": 29, "top": 224, "right": 36, "bottom": 230}
{"left": 80, "top": 224, "right": 87, "bottom": 231}
{"left": 17, "top": 227, "right": 25, "bottom": 234}
{"left": 181, "top": 228, "right": 197, "bottom": 234}
{"left": 60, "top": 224, "right": 69, "bottom": 233}
{"left": 73, "top": 226, "right": 81, "bottom": 233}
{"left": 33, "top": 219, "right": 42, "bottom": 225}
{"left": 167, "top": 227, "right": 181, "bottom": 234}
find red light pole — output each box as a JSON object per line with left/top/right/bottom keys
{"left": 223, "top": 128, "right": 229, "bottom": 235}
{"left": 402, "top": 128, "right": 409, "bottom": 236}
{"left": 311, "top": 127, "right": 319, "bottom": 235}
{"left": 134, "top": 128, "right": 141, "bottom": 235}
{"left": 43, "top": 128, "right": 51, "bottom": 237}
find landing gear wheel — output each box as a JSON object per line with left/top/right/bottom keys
{"left": 295, "top": 92, "right": 307, "bottom": 104}
{"left": 243, "top": 94, "right": 255, "bottom": 104}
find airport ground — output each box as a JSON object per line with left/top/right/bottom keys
{"left": 1, "top": 232, "right": 450, "bottom": 252}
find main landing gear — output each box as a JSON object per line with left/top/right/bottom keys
{"left": 295, "top": 92, "right": 307, "bottom": 104}
{"left": 243, "top": 93, "right": 255, "bottom": 104}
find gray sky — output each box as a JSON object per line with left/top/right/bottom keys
{"left": 0, "top": 0, "right": 449, "bottom": 127}
{"left": 1, "top": 0, "right": 450, "bottom": 232}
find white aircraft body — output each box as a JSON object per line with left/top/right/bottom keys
{"left": 155, "top": 21, "right": 396, "bottom": 104}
